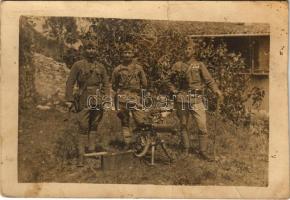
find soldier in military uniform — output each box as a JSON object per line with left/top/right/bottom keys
{"left": 168, "top": 41, "right": 223, "bottom": 161}
{"left": 65, "top": 40, "right": 109, "bottom": 166}
{"left": 111, "top": 43, "right": 148, "bottom": 148}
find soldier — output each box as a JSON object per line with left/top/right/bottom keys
{"left": 111, "top": 43, "right": 148, "bottom": 149}
{"left": 65, "top": 40, "right": 109, "bottom": 166}
{"left": 168, "top": 41, "right": 223, "bottom": 161}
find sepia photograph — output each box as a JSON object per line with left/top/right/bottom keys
{"left": 1, "top": 1, "right": 288, "bottom": 198}
{"left": 18, "top": 16, "right": 269, "bottom": 186}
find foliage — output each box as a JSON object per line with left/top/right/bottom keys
{"left": 193, "top": 39, "right": 266, "bottom": 125}
{"left": 19, "top": 107, "right": 268, "bottom": 185}
{"left": 19, "top": 16, "right": 37, "bottom": 107}
{"left": 81, "top": 18, "right": 150, "bottom": 75}
{"left": 196, "top": 39, "right": 252, "bottom": 125}
{"left": 54, "top": 130, "right": 78, "bottom": 164}
{"left": 38, "top": 17, "right": 265, "bottom": 124}
{"left": 43, "top": 17, "right": 78, "bottom": 41}
{"left": 43, "top": 17, "right": 78, "bottom": 61}
{"left": 248, "top": 87, "right": 266, "bottom": 109}
{"left": 19, "top": 17, "right": 34, "bottom": 66}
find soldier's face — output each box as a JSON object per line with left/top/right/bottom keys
{"left": 122, "top": 50, "right": 134, "bottom": 62}
{"left": 85, "top": 46, "right": 97, "bottom": 58}
{"left": 185, "top": 46, "right": 195, "bottom": 59}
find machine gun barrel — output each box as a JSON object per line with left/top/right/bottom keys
{"left": 152, "top": 123, "right": 176, "bottom": 132}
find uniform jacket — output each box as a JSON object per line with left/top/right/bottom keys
{"left": 168, "top": 58, "right": 219, "bottom": 102}
{"left": 111, "top": 63, "right": 147, "bottom": 96}
{"left": 65, "top": 59, "right": 109, "bottom": 108}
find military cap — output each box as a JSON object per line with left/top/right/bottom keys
{"left": 82, "top": 39, "right": 98, "bottom": 49}
{"left": 89, "top": 24, "right": 98, "bottom": 32}
{"left": 186, "top": 40, "right": 199, "bottom": 48}
{"left": 120, "top": 42, "right": 135, "bottom": 52}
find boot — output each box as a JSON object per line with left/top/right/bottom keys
{"left": 122, "top": 127, "right": 132, "bottom": 151}
{"left": 181, "top": 129, "right": 190, "bottom": 156}
{"left": 77, "top": 134, "right": 87, "bottom": 167}
{"left": 77, "top": 154, "right": 85, "bottom": 167}
{"left": 199, "top": 134, "right": 214, "bottom": 162}
{"left": 88, "top": 131, "right": 97, "bottom": 153}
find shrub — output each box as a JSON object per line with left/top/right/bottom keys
{"left": 19, "top": 16, "right": 37, "bottom": 108}
{"left": 38, "top": 17, "right": 266, "bottom": 124}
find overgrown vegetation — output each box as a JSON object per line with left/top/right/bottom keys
{"left": 19, "top": 17, "right": 36, "bottom": 108}
{"left": 19, "top": 17, "right": 268, "bottom": 139}
{"left": 18, "top": 107, "right": 268, "bottom": 186}
{"left": 19, "top": 16, "right": 267, "bottom": 123}
{"left": 18, "top": 17, "right": 269, "bottom": 185}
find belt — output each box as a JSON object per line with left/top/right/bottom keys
{"left": 86, "top": 86, "right": 100, "bottom": 93}
{"left": 190, "top": 89, "right": 203, "bottom": 95}
{"left": 118, "top": 88, "right": 141, "bottom": 94}
{"left": 178, "top": 89, "right": 203, "bottom": 95}
{"left": 87, "top": 86, "right": 99, "bottom": 90}
{"left": 84, "top": 86, "right": 101, "bottom": 96}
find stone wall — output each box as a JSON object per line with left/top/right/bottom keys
{"left": 19, "top": 64, "right": 35, "bottom": 103}
{"left": 33, "top": 53, "right": 70, "bottom": 101}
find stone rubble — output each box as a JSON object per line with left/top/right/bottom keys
{"left": 33, "top": 53, "right": 70, "bottom": 102}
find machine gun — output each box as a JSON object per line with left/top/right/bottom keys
{"left": 132, "top": 109, "right": 178, "bottom": 165}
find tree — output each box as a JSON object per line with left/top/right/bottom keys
{"left": 19, "top": 16, "right": 37, "bottom": 108}
{"left": 76, "top": 19, "right": 265, "bottom": 125}
{"left": 38, "top": 17, "right": 265, "bottom": 124}
{"left": 43, "top": 17, "right": 78, "bottom": 61}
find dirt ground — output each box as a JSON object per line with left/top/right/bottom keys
{"left": 18, "top": 107, "right": 268, "bottom": 186}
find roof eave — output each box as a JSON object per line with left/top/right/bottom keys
{"left": 189, "top": 33, "right": 270, "bottom": 37}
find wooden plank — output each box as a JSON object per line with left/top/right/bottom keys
{"left": 84, "top": 151, "right": 108, "bottom": 157}
{"left": 101, "top": 151, "right": 135, "bottom": 170}
{"left": 189, "top": 33, "right": 269, "bottom": 37}
{"left": 84, "top": 150, "right": 134, "bottom": 157}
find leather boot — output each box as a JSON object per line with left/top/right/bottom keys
{"left": 88, "top": 131, "right": 97, "bottom": 153}
{"left": 199, "top": 134, "right": 214, "bottom": 162}
{"left": 122, "top": 127, "right": 132, "bottom": 150}
{"left": 77, "top": 134, "right": 87, "bottom": 167}
{"left": 181, "top": 129, "right": 190, "bottom": 156}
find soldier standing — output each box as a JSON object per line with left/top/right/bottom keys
{"left": 65, "top": 40, "right": 109, "bottom": 166}
{"left": 168, "top": 41, "right": 223, "bottom": 161}
{"left": 111, "top": 43, "right": 148, "bottom": 149}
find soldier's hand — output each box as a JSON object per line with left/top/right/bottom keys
{"left": 216, "top": 90, "right": 223, "bottom": 112}
{"left": 172, "top": 89, "right": 179, "bottom": 95}
{"left": 216, "top": 90, "right": 224, "bottom": 102}
{"left": 65, "top": 101, "right": 74, "bottom": 111}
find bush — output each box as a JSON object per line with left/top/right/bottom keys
{"left": 34, "top": 17, "right": 265, "bottom": 125}
{"left": 19, "top": 16, "right": 37, "bottom": 108}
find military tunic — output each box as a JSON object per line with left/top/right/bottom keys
{"left": 168, "top": 58, "right": 220, "bottom": 136}
{"left": 66, "top": 59, "right": 109, "bottom": 134}
{"left": 111, "top": 63, "right": 148, "bottom": 127}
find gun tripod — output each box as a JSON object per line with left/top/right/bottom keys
{"left": 133, "top": 124, "right": 174, "bottom": 165}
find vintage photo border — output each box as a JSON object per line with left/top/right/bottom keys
{"left": 1, "top": 1, "right": 289, "bottom": 198}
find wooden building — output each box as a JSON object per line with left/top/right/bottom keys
{"left": 189, "top": 23, "right": 269, "bottom": 112}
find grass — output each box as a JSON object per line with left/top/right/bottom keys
{"left": 18, "top": 107, "right": 268, "bottom": 186}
